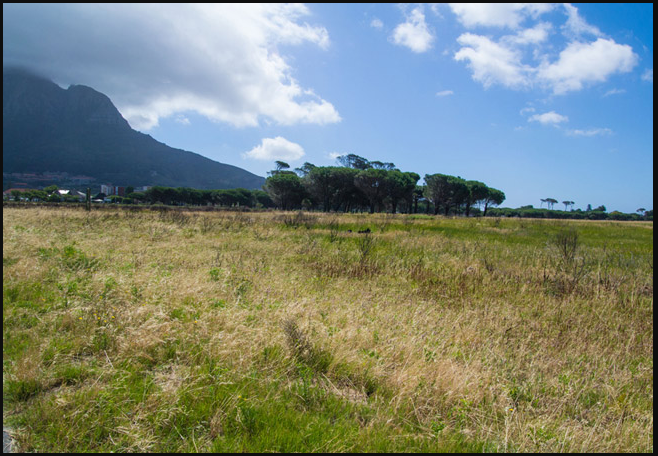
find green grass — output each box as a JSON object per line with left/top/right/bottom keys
{"left": 3, "top": 207, "right": 653, "bottom": 452}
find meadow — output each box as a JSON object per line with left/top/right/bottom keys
{"left": 3, "top": 206, "right": 653, "bottom": 452}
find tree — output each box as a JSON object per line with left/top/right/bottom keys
{"left": 330, "top": 167, "right": 362, "bottom": 212}
{"left": 465, "top": 180, "right": 489, "bottom": 217}
{"left": 264, "top": 172, "right": 306, "bottom": 210}
{"left": 336, "top": 154, "right": 371, "bottom": 170}
{"left": 482, "top": 188, "right": 505, "bottom": 216}
{"left": 412, "top": 185, "right": 425, "bottom": 214}
{"left": 275, "top": 161, "right": 290, "bottom": 171}
{"left": 424, "top": 173, "right": 469, "bottom": 215}
{"left": 252, "top": 190, "right": 274, "bottom": 208}
{"left": 370, "top": 160, "right": 397, "bottom": 171}
{"left": 294, "top": 162, "right": 316, "bottom": 177}
{"left": 386, "top": 170, "right": 419, "bottom": 213}
{"left": 303, "top": 166, "right": 337, "bottom": 211}
{"left": 424, "top": 173, "right": 452, "bottom": 215}
{"left": 562, "top": 200, "right": 574, "bottom": 211}
{"left": 636, "top": 208, "right": 646, "bottom": 216}
{"left": 445, "top": 176, "right": 469, "bottom": 215}
{"left": 44, "top": 185, "right": 59, "bottom": 194}
{"left": 354, "top": 168, "right": 389, "bottom": 213}
{"left": 545, "top": 198, "right": 558, "bottom": 210}
{"left": 540, "top": 198, "right": 547, "bottom": 208}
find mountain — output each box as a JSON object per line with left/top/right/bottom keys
{"left": 3, "top": 68, "right": 265, "bottom": 190}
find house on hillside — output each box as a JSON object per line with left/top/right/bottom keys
{"left": 56, "top": 189, "right": 86, "bottom": 201}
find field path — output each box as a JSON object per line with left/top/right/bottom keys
{"left": 3, "top": 427, "right": 12, "bottom": 453}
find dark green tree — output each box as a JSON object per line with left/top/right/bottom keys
{"left": 545, "top": 198, "right": 558, "bottom": 210}
{"left": 424, "top": 173, "right": 451, "bottom": 215}
{"left": 424, "top": 174, "right": 469, "bottom": 215}
{"left": 482, "top": 188, "right": 506, "bottom": 216}
{"left": 464, "top": 180, "right": 489, "bottom": 217}
{"left": 303, "top": 166, "right": 337, "bottom": 211}
{"left": 354, "top": 168, "right": 389, "bottom": 213}
{"left": 264, "top": 172, "right": 306, "bottom": 210}
{"left": 294, "top": 162, "right": 316, "bottom": 177}
{"left": 337, "top": 154, "right": 371, "bottom": 170}
{"left": 386, "top": 170, "right": 419, "bottom": 213}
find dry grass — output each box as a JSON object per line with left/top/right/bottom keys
{"left": 3, "top": 206, "right": 653, "bottom": 452}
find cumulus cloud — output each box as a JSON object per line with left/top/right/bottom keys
{"left": 370, "top": 18, "right": 383, "bottom": 30}
{"left": 457, "top": 35, "right": 637, "bottom": 94}
{"left": 390, "top": 6, "right": 434, "bottom": 53}
{"left": 537, "top": 38, "right": 638, "bottom": 94}
{"left": 454, "top": 33, "right": 532, "bottom": 89}
{"left": 242, "top": 137, "right": 305, "bottom": 162}
{"left": 448, "top": 3, "right": 639, "bottom": 95}
{"left": 2, "top": 3, "right": 340, "bottom": 130}
{"left": 528, "top": 111, "right": 569, "bottom": 126}
{"left": 504, "top": 22, "right": 552, "bottom": 46}
{"left": 448, "top": 3, "right": 554, "bottom": 29}
{"left": 435, "top": 90, "right": 454, "bottom": 97}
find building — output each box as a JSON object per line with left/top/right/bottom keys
{"left": 100, "top": 184, "right": 126, "bottom": 197}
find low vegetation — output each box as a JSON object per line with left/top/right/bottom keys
{"left": 3, "top": 206, "right": 653, "bottom": 452}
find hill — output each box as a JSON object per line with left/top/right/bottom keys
{"left": 2, "top": 68, "right": 265, "bottom": 190}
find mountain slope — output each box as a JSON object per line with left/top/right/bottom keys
{"left": 3, "top": 68, "right": 265, "bottom": 190}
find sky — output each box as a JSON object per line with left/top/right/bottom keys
{"left": 3, "top": 3, "right": 653, "bottom": 213}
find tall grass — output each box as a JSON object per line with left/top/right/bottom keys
{"left": 3, "top": 207, "right": 653, "bottom": 452}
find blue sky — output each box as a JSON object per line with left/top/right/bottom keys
{"left": 3, "top": 3, "right": 653, "bottom": 212}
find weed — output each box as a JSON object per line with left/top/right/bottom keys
{"left": 5, "top": 378, "right": 43, "bottom": 402}
{"left": 356, "top": 230, "right": 376, "bottom": 264}
{"left": 552, "top": 226, "right": 579, "bottom": 265}
{"left": 282, "top": 319, "right": 333, "bottom": 374}
{"left": 280, "top": 211, "right": 317, "bottom": 229}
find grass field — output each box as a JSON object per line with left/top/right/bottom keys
{"left": 3, "top": 206, "right": 653, "bottom": 452}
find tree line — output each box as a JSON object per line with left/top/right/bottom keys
{"left": 264, "top": 154, "right": 505, "bottom": 215}
{"left": 6, "top": 155, "right": 651, "bottom": 221}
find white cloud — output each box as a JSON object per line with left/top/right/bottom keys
{"left": 370, "top": 18, "right": 383, "bottom": 30}
{"left": 449, "top": 4, "right": 639, "bottom": 96}
{"left": 454, "top": 33, "right": 532, "bottom": 89}
{"left": 390, "top": 6, "right": 434, "bottom": 53}
{"left": 504, "top": 22, "right": 552, "bottom": 46}
{"left": 174, "top": 115, "right": 191, "bottom": 126}
{"left": 528, "top": 111, "right": 569, "bottom": 125}
{"left": 448, "top": 3, "right": 553, "bottom": 29}
{"left": 435, "top": 90, "right": 454, "bottom": 97}
{"left": 3, "top": 3, "right": 340, "bottom": 130}
{"left": 537, "top": 38, "right": 638, "bottom": 94}
{"left": 242, "top": 137, "right": 305, "bottom": 162}
{"left": 603, "top": 88, "right": 626, "bottom": 97}
{"left": 642, "top": 69, "right": 653, "bottom": 83}
{"left": 567, "top": 128, "right": 613, "bottom": 137}
{"left": 562, "top": 3, "right": 602, "bottom": 38}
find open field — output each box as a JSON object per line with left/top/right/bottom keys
{"left": 3, "top": 206, "right": 653, "bottom": 452}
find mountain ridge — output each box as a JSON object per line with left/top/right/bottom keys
{"left": 3, "top": 68, "right": 266, "bottom": 190}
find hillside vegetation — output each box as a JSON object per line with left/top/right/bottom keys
{"left": 3, "top": 207, "right": 653, "bottom": 452}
